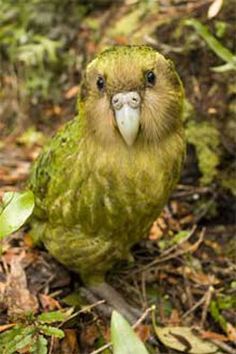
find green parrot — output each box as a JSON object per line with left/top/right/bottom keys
{"left": 28, "top": 45, "right": 185, "bottom": 320}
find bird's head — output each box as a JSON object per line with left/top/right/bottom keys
{"left": 79, "top": 45, "right": 184, "bottom": 147}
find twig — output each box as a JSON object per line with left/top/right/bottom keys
{"left": 200, "top": 286, "right": 214, "bottom": 328}
{"left": 183, "top": 271, "right": 194, "bottom": 309}
{"left": 90, "top": 342, "right": 111, "bottom": 354}
{"left": 161, "top": 225, "right": 197, "bottom": 257}
{"left": 182, "top": 285, "right": 215, "bottom": 323}
{"left": 138, "top": 227, "right": 205, "bottom": 274}
{"left": 141, "top": 272, "right": 148, "bottom": 309}
{"left": 173, "top": 185, "right": 212, "bottom": 198}
{"left": 210, "top": 339, "right": 236, "bottom": 354}
{"left": 182, "top": 294, "right": 206, "bottom": 319}
{"left": 59, "top": 299, "right": 106, "bottom": 327}
{"left": 128, "top": 225, "right": 197, "bottom": 278}
{"left": 48, "top": 335, "right": 55, "bottom": 354}
{"left": 133, "top": 305, "right": 155, "bottom": 329}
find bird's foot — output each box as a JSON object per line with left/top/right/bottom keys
{"left": 80, "top": 282, "right": 141, "bottom": 323}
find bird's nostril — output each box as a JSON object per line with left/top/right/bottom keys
{"left": 113, "top": 92, "right": 140, "bottom": 109}
{"left": 112, "top": 95, "right": 123, "bottom": 110}
{"left": 129, "top": 93, "right": 140, "bottom": 108}
{"left": 112, "top": 96, "right": 120, "bottom": 105}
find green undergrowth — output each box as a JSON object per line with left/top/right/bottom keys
{"left": 0, "top": 311, "right": 66, "bottom": 354}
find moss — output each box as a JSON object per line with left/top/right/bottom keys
{"left": 182, "top": 98, "right": 195, "bottom": 123}
{"left": 186, "top": 120, "right": 220, "bottom": 185}
{"left": 220, "top": 165, "right": 236, "bottom": 196}
{"left": 183, "top": 98, "right": 235, "bottom": 193}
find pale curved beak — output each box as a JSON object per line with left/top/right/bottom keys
{"left": 112, "top": 91, "right": 141, "bottom": 146}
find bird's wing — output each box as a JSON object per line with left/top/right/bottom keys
{"left": 28, "top": 118, "right": 81, "bottom": 219}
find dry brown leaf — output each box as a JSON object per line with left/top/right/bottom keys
{"left": 149, "top": 215, "right": 169, "bottom": 240}
{"left": 85, "top": 41, "right": 97, "bottom": 55}
{"left": 157, "top": 217, "right": 167, "bottom": 230}
{"left": 0, "top": 281, "right": 7, "bottom": 300}
{"left": 135, "top": 324, "right": 150, "bottom": 342}
{"left": 149, "top": 221, "right": 164, "bottom": 240}
{"left": 190, "top": 271, "right": 219, "bottom": 286}
{"left": 226, "top": 322, "right": 236, "bottom": 342}
{"left": 80, "top": 323, "right": 100, "bottom": 346}
{"left": 0, "top": 323, "right": 16, "bottom": 332}
{"left": 167, "top": 217, "right": 181, "bottom": 232}
{"left": 22, "top": 252, "right": 39, "bottom": 269}
{"left": 167, "top": 276, "right": 178, "bottom": 285}
{"left": 6, "top": 256, "right": 39, "bottom": 317}
{"left": 60, "top": 329, "right": 80, "bottom": 354}
{"left": 179, "top": 214, "right": 194, "bottom": 225}
{"left": 65, "top": 86, "right": 79, "bottom": 99}
{"left": 179, "top": 266, "right": 220, "bottom": 285}
{"left": 168, "top": 309, "right": 181, "bottom": 326}
{"left": 39, "top": 293, "right": 61, "bottom": 311}
{"left": 204, "top": 239, "right": 222, "bottom": 253}
{"left": 53, "top": 105, "right": 62, "bottom": 115}
{"left": 114, "top": 36, "right": 129, "bottom": 45}
{"left": 3, "top": 75, "right": 15, "bottom": 85}
{"left": 23, "top": 233, "right": 34, "bottom": 248}
{"left": 170, "top": 200, "right": 179, "bottom": 214}
{"left": 200, "top": 330, "right": 229, "bottom": 342}
{"left": 52, "top": 329, "right": 80, "bottom": 354}
{"left": 2, "top": 248, "right": 24, "bottom": 265}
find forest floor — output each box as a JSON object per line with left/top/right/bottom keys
{"left": 0, "top": 1, "right": 235, "bottom": 353}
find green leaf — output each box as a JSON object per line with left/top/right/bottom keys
{"left": 0, "top": 325, "right": 35, "bottom": 349}
{"left": 0, "top": 326, "right": 35, "bottom": 354}
{"left": 38, "top": 310, "right": 67, "bottom": 324}
{"left": 212, "top": 62, "right": 236, "bottom": 72}
{"left": 30, "top": 335, "right": 47, "bottom": 354}
{"left": 217, "top": 294, "right": 236, "bottom": 310}
{"left": 171, "top": 230, "right": 189, "bottom": 245}
{"left": 62, "top": 291, "right": 82, "bottom": 307}
{"left": 215, "top": 20, "right": 227, "bottom": 38}
{"left": 0, "top": 191, "right": 35, "bottom": 239}
{"left": 39, "top": 325, "right": 65, "bottom": 339}
{"left": 210, "top": 300, "right": 228, "bottom": 331}
{"left": 111, "top": 311, "right": 149, "bottom": 354}
{"left": 0, "top": 326, "right": 23, "bottom": 347}
{"left": 8, "top": 334, "right": 33, "bottom": 353}
{"left": 185, "top": 19, "right": 236, "bottom": 67}
{"left": 2, "top": 192, "right": 14, "bottom": 205}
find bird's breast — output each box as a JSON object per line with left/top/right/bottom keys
{"left": 41, "top": 134, "right": 184, "bottom": 275}
{"left": 58, "top": 141, "right": 173, "bottom": 248}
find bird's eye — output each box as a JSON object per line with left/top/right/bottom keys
{"left": 146, "top": 71, "right": 156, "bottom": 86}
{"left": 96, "top": 76, "right": 105, "bottom": 91}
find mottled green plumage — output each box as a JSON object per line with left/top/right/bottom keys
{"left": 29, "top": 46, "right": 185, "bottom": 284}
